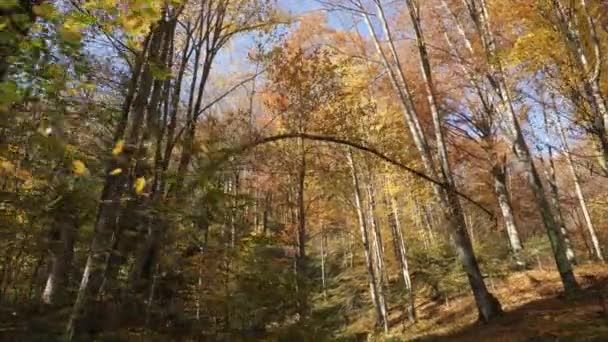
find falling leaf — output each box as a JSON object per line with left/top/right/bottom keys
{"left": 0, "top": 159, "right": 15, "bottom": 173}
{"left": 32, "top": 3, "right": 56, "bottom": 19}
{"left": 72, "top": 160, "right": 87, "bottom": 175}
{"left": 109, "top": 168, "right": 122, "bottom": 175}
{"left": 112, "top": 139, "right": 125, "bottom": 156}
{"left": 22, "top": 179, "right": 33, "bottom": 190}
{"left": 58, "top": 26, "right": 82, "bottom": 44}
{"left": 134, "top": 177, "right": 146, "bottom": 194}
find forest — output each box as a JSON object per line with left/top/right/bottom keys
{"left": 2, "top": 0, "right": 608, "bottom": 340}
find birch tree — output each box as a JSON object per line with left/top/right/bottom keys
{"left": 551, "top": 0, "right": 608, "bottom": 172}
{"left": 385, "top": 178, "right": 415, "bottom": 321}
{"left": 439, "top": 0, "right": 524, "bottom": 262}
{"left": 456, "top": 0, "right": 579, "bottom": 292}
{"left": 552, "top": 100, "right": 604, "bottom": 262}
{"left": 347, "top": 148, "right": 388, "bottom": 331}
{"left": 348, "top": 0, "right": 502, "bottom": 321}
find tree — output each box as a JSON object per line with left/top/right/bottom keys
{"left": 455, "top": 0, "right": 579, "bottom": 292}
{"left": 349, "top": 0, "right": 502, "bottom": 321}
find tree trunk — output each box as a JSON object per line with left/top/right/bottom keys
{"left": 295, "top": 135, "right": 307, "bottom": 316}
{"left": 296, "top": 136, "right": 307, "bottom": 265}
{"left": 145, "top": 264, "right": 160, "bottom": 327}
{"left": 491, "top": 158, "right": 524, "bottom": 264}
{"left": 552, "top": 0, "right": 608, "bottom": 172}
{"left": 366, "top": 181, "right": 386, "bottom": 284}
{"left": 174, "top": 6, "right": 221, "bottom": 193}
{"left": 440, "top": 0, "right": 524, "bottom": 263}
{"left": 359, "top": 0, "right": 502, "bottom": 321}
{"left": 65, "top": 26, "right": 162, "bottom": 340}
{"left": 263, "top": 192, "right": 271, "bottom": 235}
{"left": 27, "top": 253, "right": 44, "bottom": 302}
{"left": 96, "top": 231, "right": 123, "bottom": 299}
{"left": 406, "top": 0, "right": 504, "bottom": 321}
{"left": 346, "top": 149, "right": 386, "bottom": 330}
{"left": 172, "top": 13, "right": 206, "bottom": 193}
{"left": 127, "top": 17, "right": 176, "bottom": 291}
{"left": 555, "top": 112, "right": 604, "bottom": 262}
{"left": 386, "top": 187, "right": 416, "bottom": 322}
{"left": 365, "top": 180, "right": 389, "bottom": 333}
{"left": 569, "top": 210, "right": 594, "bottom": 258}
{"left": 253, "top": 189, "right": 260, "bottom": 233}
{"left": 419, "top": 204, "right": 435, "bottom": 246}
{"left": 162, "top": 22, "right": 191, "bottom": 171}
{"left": 540, "top": 95, "right": 578, "bottom": 265}
{"left": 541, "top": 149, "right": 577, "bottom": 265}
{"left": 467, "top": 0, "right": 579, "bottom": 292}
{"left": 320, "top": 225, "right": 327, "bottom": 302}
{"left": 42, "top": 215, "right": 77, "bottom": 305}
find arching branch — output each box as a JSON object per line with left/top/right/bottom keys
{"left": 213, "top": 132, "right": 494, "bottom": 218}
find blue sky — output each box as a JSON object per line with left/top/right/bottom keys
{"left": 278, "top": 0, "right": 318, "bottom": 13}
{"left": 208, "top": 0, "right": 350, "bottom": 113}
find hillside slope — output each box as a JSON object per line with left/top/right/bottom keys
{"left": 401, "top": 264, "right": 608, "bottom": 341}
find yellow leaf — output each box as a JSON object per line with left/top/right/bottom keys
{"left": 134, "top": 177, "right": 146, "bottom": 194}
{"left": 58, "top": 26, "right": 82, "bottom": 43}
{"left": 0, "top": 159, "right": 15, "bottom": 173}
{"left": 112, "top": 139, "right": 125, "bottom": 156}
{"left": 100, "top": 0, "right": 117, "bottom": 9}
{"left": 72, "top": 160, "right": 87, "bottom": 175}
{"left": 22, "top": 179, "right": 33, "bottom": 190}
{"left": 64, "top": 144, "right": 77, "bottom": 155}
{"left": 109, "top": 168, "right": 123, "bottom": 175}
{"left": 33, "top": 3, "right": 56, "bottom": 19}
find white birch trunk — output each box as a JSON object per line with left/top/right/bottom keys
{"left": 403, "top": 0, "right": 503, "bottom": 320}
{"left": 320, "top": 225, "right": 327, "bottom": 302}
{"left": 468, "top": 0, "right": 578, "bottom": 291}
{"left": 440, "top": 0, "right": 524, "bottom": 261}
{"left": 365, "top": 181, "right": 389, "bottom": 333}
{"left": 555, "top": 113, "right": 604, "bottom": 262}
{"left": 541, "top": 150, "right": 578, "bottom": 264}
{"left": 386, "top": 184, "right": 416, "bottom": 321}
{"left": 552, "top": 0, "right": 608, "bottom": 171}
{"left": 355, "top": 0, "right": 502, "bottom": 321}
{"left": 346, "top": 149, "right": 387, "bottom": 330}
{"left": 491, "top": 160, "right": 524, "bottom": 259}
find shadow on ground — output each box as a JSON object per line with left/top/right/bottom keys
{"left": 414, "top": 277, "right": 608, "bottom": 342}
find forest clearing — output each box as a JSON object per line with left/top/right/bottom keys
{"left": 2, "top": 0, "right": 608, "bottom": 340}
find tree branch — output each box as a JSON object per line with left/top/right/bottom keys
{"left": 214, "top": 132, "right": 495, "bottom": 218}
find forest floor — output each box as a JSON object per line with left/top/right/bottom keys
{"left": 399, "top": 263, "right": 608, "bottom": 341}
{"left": 2, "top": 264, "right": 608, "bottom": 341}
